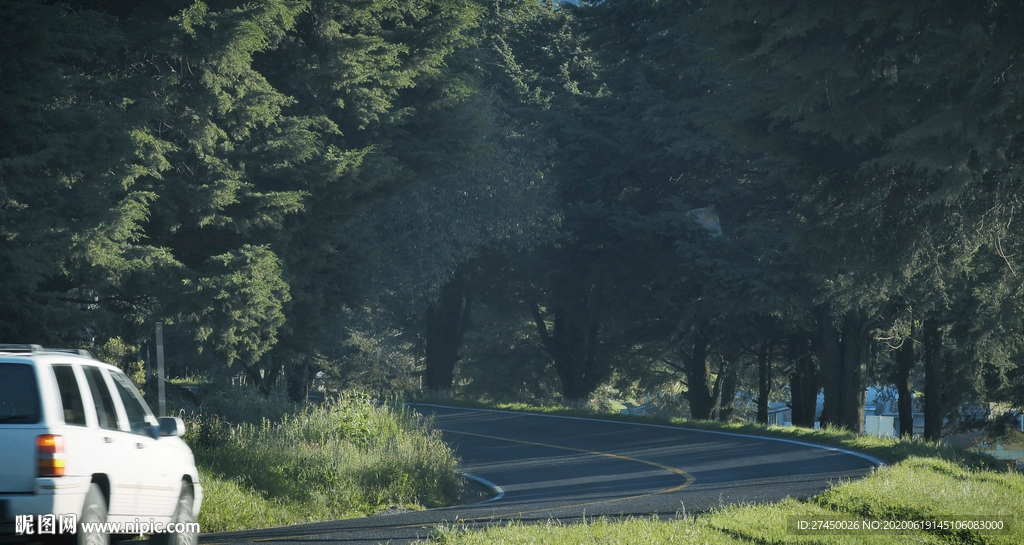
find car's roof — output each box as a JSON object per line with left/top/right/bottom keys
{"left": 0, "top": 344, "right": 119, "bottom": 371}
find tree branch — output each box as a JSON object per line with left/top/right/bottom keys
{"left": 660, "top": 357, "right": 688, "bottom": 375}
{"left": 56, "top": 294, "right": 152, "bottom": 305}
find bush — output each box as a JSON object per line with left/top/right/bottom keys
{"left": 183, "top": 391, "right": 463, "bottom": 530}
{"left": 93, "top": 337, "right": 145, "bottom": 387}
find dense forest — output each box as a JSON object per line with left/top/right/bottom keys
{"left": 3, "top": 0, "right": 1023, "bottom": 439}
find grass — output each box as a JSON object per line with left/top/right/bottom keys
{"left": 417, "top": 398, "right": 1023, "bottom": 544}
{"left": 183, "top": 391, "right": 463, "bottom": 533}
{"left": 430, "top": 517, "right": 750, "bottom": 545}
{"left": 193, "top": 469, "right": 298, "bottom": 531}
{"left": 426, "top": 458, "right": 1022, "bottom": 545}
{"left": 167, "top": 373, "right": 209, "bottom": 388}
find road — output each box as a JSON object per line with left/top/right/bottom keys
{"left": 199, "top": 405, "right": 880, "bottom": 545}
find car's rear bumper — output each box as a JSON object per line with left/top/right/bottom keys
{"left": 0, "top": 476, "right": 90, "bottom": 536}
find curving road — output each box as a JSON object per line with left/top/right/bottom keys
{"left": 199, "top": 405, "right": 879, "bottom": 545}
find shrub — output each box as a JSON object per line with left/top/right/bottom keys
{"left": 183, "top": 391, "right": 462, "bottom": 529}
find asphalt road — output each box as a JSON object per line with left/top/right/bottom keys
{"left": 199, "top": 405, "right": 880, "bottom": 545}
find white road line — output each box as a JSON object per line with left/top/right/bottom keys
{"left": 458, "top": 472, "right": 505, "bottom": 504}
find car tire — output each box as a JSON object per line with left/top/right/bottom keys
{"left": 152, "top": 486, "right": 196, "bottom": 545}
{"left": 77, "top": 483, "right": 109, "bottom": 545}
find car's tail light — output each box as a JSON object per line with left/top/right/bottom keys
{"left": 37, "top": 435, "right": 65, "bottom": 477}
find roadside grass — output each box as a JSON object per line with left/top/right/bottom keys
{"left": 416, "top": 398, "right": 1023, "bottom": 544}
{"left": 192, "top": 469, "right": 298, "bottom": 531}
{"left": 429, "top": 517, "right": 750, "bottom": 545}
{"left": 814, "top": 457, "right": 1023, "bottom": 542}
{"left": 428, "top": 460, "right": 1023, "bottom": 544}
{"left": 184, "top": 391, "right": 463, "bottom": 533}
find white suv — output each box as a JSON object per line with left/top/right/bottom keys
{"left": 0, "top": 345, "right": 202, "bottom": 545}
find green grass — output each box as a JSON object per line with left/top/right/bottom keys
{"left": 167, "top": 373, "right": 209, "bottom": 388}
{"left": 193, "top": 469, "right": 299, "bottom": 531}
{"left": 814, "top": 457, "right": 1023, "bottom": 542}
{"left": 430, "top": 517, "right": 750, "bottom": 545}
{"left": 426, "top": 458, "right": 1023, "bottom": 545}
{"left": 185, "top": 392, "right": 463, "bottom": 533}
{"left": 416, "top": 400, "right": 1024, "bottom": 545}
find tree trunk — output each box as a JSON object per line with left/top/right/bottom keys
{"left": 788, "top": 334, "right": 817, "bottom": 428}
{"left": 238, "top": 358, "right": 279, "bottom": 396}
{"left": 923, "top": 317, "right": 944, "bottom": 440}
{"left": 710, "top": 366, "right": 724, "bottom": 421}
{"left": 816, "top": 307, "right": 842, "bottom": 428}
{"left": 718, "top": 363, "right": 738, "bottom": 422}
{"left": 531, "top": 250, "right": 607, "bottom": 406}
{"left": 756, "top": 341, "right": 771, "bottom": 425}
{"left": 895, "top": 323, "right": 916, "bottom": 438}
{"left": 682, "top": 331, "right": 714, "bottom": 420}
{"left": 531, "top": 303, "right": 603, "bottom": 405}
{"left": 837, "top": 309, "right": 869, "bottom": 432}
{"left": 286, "top": 357, "right": 313, "bottom": 403}
{"left": 424, "top": 272, "right": 472, "bottom": 394}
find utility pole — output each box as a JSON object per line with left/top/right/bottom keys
{"left": 156, "top": 321, "right": 166, "bottom": 417}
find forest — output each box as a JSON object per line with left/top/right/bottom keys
{"left": 3, "top": 0, "right": 1023, "bottom": 440}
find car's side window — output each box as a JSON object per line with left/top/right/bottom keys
{"left": 82, "top": 366, "right": 120, "bottom": 431}
{"left": 0, "top": 363, "right": 40, "bottom": 424}
{"left": 109, "top": 371, "right": 156, "bottom": 436}
{"left": 52, "top": 365, "right": 87, "bottom": 426}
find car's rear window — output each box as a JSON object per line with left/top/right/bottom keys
{"left": 0, "top": 363, "right": 41, "bottom": 424}
{"left": 53, "top": 364, "right": 87, "bottom": 426}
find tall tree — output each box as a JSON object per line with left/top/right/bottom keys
{"left": 0, "top": 1, "right": 174, "bottom": 346}
{"left": 678, "top": 0, "right": 1024, "bottom": 429}
{"left": 2, "top": 0, "right": 487, "bottom": 395}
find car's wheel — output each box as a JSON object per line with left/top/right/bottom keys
{"left": 77, "top": 483, "right": 109, "bottom": 545}
{"left": 152, "top": 487, "right": 196, "bottom": 545}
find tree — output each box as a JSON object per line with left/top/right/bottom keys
{"left": 341, "top": 86, "right": 558, "bottom": 395}
{"left": 443, "top": 0, "right": 619, "bottom": 403}
{"left": 183, "top": 245, "right": 290, "bottom": 393}
{"left": 2, "top": 0, "right": 489, "bottom": 397}
{"left": 251, "top": 0, "right": 484, "bottom": 398}
{"left": 679, "top": 0, "right": 1024, "bottom": 430}
{"left": 0, "top": 1, "right": 175, "bottom": 347}
{"left": 423, "top": 269, "right": 472, "bottom": 394}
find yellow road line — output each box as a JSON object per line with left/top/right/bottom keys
{"left": 441, "top": 428, "right": 695, "bottom": 523}
{"left": 204, "top": 429, "right": 694, "bottom": 544}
